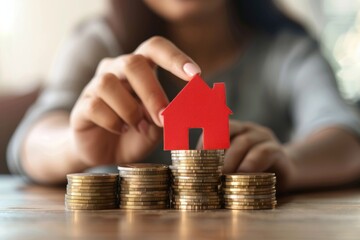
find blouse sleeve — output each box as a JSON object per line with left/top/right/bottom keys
{"left": 278, "top": 33, "right": 360, "bottom": 139}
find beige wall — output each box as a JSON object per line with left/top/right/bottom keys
{"left": 0, "top": 0, "right": 106, "bottom": 94}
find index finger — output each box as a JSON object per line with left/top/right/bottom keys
{"left": 135, "top": 36, "right": 201, "bottom": 80}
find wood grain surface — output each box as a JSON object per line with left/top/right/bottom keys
{"left": 1, "top": 175, "right": 360, "bottom": 240}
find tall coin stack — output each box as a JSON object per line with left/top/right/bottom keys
{"left": 118, "top": 163, "right": 170, "bottom": 210}
{"left": 170, "top": 150, "right": 224, "bottom": 210}
{"left": 65, "top": 173, "right": 119, "bottom": 210}
{"left": 222, "top": 173, "right": 277, "bottom": 210}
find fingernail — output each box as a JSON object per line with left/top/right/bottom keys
{"left": 158, "top": 108, "right": 165, "bottom": 127}
{"left": 120, "top": 124, "right": 129, "bottom": 134}
{"left": 183, "top": 63, "right": 201, "bottom": 77}
{"left": 137, "top": 119, "right": 149, "bottom": 134}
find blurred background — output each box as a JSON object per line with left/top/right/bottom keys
{"left": 1, "top": 0, "right": 359, "bottom": 98}
{"left": 0, "top": 0, "right": 359, "bottom": 173}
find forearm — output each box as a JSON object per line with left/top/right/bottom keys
{"left": 22, "top": 111, "right": 87, "bottom": 184}
{"left": 285, "top": 127, "right": 360, "bottom": 191}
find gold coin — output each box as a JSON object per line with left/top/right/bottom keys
{"left": 171, "top": 154, "right": 221, "bottom": 157}
{"left": 172, "top": 201, "right": 221, "bottom": 206}
{"left": 171, "top": 205, "right": 221, "bottom": 210}
{"left": 67, "top": 173, "right": 118, "bottom": 180}
{"left": 225, "top": 200, "right": 277, "bottom": 206}
{"left": 224, "top": 177, "right": 276, "bottom": 183}
{"left": 68, "top": 178, "right": 117, "bottom": 183}
{"left": 172, "top": 159, "right": 223, "bottom": 163}
{"left": 65, "top": 198, "right": 117, "bottom": 204}
{"left": 171, "top": 199, "right": 221, "bottom": 205}
{"left": 224, "top": 197, "right": 277, "bottom": 203}
{"left": 172, "top": 160, "right": 222, "bottom": 165}
{"left": 120, "top": 182, "right": 168, "bottom": 187}
{"left": 171, "top": 196, "right": 221, "bottom": 202}
{"left": 171, "top": 174, "right": 221, "bottom": 179}
{"left": 65, "top": 202, "right": 117, "bottom": 209}
{"left": 171, "top": 149, "right": 224, "bottom": 154}
{"left": 224, "top": 205, "right": 275, "bottom": 210}
{"left": 66, "top": 188, "right": 116, "bottom": 194}
{"left": 119, "top": 190, "right": 168, "bottom": 195}
{"left": 223, "top": 190, "right": 276, "bottom": 195}
{"left": 223, "top": 193, "right": 276, "bottom": 199}
{"left": 65, "top": 191, "right": 116, "bottom": 197}
{"left": 120, "top": 179, "right": 168, "bottom": 184}
{"left": 171, "top": 169, "right": 221, "bottom": 173}
{"left": 172, "top": 185, "right": 219, "bottom": 190}
{"left": 171, "top": 159, "right": 222, "bottom": 163}
{"left": 118, "top": 163, "right": 168, "bottom": 171}
{"left": 119, "top": 192, "right": 169, "bottom": 199}
{"left": 172, "top": 184, "right": 218, "bottom": 190}
{"left": 223, "top": 191, "right": 276, "bottom": 197}
{"left": 119, "top": 205, "right": 168, "bottom": 210}
{"left": 172, "top": 189, "right": 219, "bottom": 195}
{"left": 67, "top": 184, "right": 118, "bottom": 188}
{"left": 119, "top": 200, "right": 168, "bottom": 206}
{"left": 172, "top": 189, "right": 219, "bottom": 194}
{"left": 171, "top": 156, "right": 223, "bottom": 160}
{"left": 173, "top": 176, "right": 220, "bottom": 181}
{"left": 172, "top": 195, "right": 220, "bottom": 200}
{"left": 67, "top": 181, "right": 118, "bottom": 186}
{"left": 120, "top": 196, "right": 168, "bottom": 202}
{"left": 170, "top": 165, "right": 222, "bottom": 170}
{"left": 223, "top": 172, "right": 275, "bottom": 178}
{"left": 66, "top": 185, "right": 117, "bottom": 190}
{"left": 222, "top": 186, "right": 275, "bottom": 191}
{"left": 65, "top": 194, "right": 117, "bottom": 200}
{"left": 223, "top": 182, "right": 275, "bottom": 187}
{"left": 66, "top": 204, "right": 118, "bottom": 210}
{"left": 120, "top": 188, "right": 168, "bottom": 193}
{"left": 120, "top": 175, "right": 170, "bottom": 181}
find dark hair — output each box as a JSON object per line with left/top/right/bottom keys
{"left": 232, "top": 0, "right": 306, "bottom": 34}
{"left": 107, "top": 0, "right": 307, "bottom": 53}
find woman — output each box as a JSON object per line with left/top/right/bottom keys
{"left": 8, "top": 0, "right": 360, "bottom": 191}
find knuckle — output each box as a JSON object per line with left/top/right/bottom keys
{"left": 238, "top": 135, "right": 253, "bottom": 149}
{"left": 144, "top": 91, "right": 161, "bottom": 110}
{"left": 257, "top": 145, "right": 272, "bottom": 158}
{"left": 106, "top": 116, "right": 121, "bottom": 131}
{"left": 98, "top": 57, "right": 112, "bottom": 71}
{"left": 96, "top": 73, "right": 116, "bottom": 91}
{"left": 170, "top": 51, "right": 187, "bottom": 68}
{"left": 86, "top": 97, "right": 102, "bottom": 115}
{"left": 121, "top": 54, "right": 146, "bottom": 72}
{"left": 122, "top": 105, "right": 141, "bottom": 123}
{"left": 259, "top": 126, "right": 275, "bottom": 138}
{"left": 145, "top": 36, "right": 167, "bottom": 48}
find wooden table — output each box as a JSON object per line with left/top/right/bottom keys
{"left": 1, "top": 175, "right": 360, "bottom": 240}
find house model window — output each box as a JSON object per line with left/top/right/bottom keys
{"left": 162, "top": 74, "right": 232, "bottom": 150}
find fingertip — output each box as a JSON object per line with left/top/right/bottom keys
{"left": 158, "top": 108, "right": 165, "bottom": 127}
{"left": 183, "top": 63, "right": 201, "bottom": 78}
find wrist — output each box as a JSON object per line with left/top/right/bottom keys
{"left": 67, "top": 129, "right": 89, "bottom": 173}
{"left": 280, "top": 145, "right": 301, "bottom": 192}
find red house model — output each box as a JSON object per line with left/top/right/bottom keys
{"left": 162, "top": 74, "right": 232, "bottom": 150}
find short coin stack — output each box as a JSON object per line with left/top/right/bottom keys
{"left": 65, "top": 173, "right": 119, "bottom": 210}
{"left": 170, "top": 150, "right": 224, "bottom": 210}
{"left": 118, "top": 163, "right": 170, "bottom": 210}
{"left": 222, "top": 173, "right": 276, "bottom": 210}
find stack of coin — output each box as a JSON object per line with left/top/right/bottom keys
{"left": 118, "top": 163, "right": 170, "bottom": 210}
{"left": 170, "top": 150, "right": 224, "bottom": 210}
{"left": 65, "top": 173, "right": 119, "bottom": 210}
{"left": 222, "top": 173, "right": 277, "bottom": 210}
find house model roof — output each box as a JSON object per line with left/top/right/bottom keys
{"left": 162, "top": 74, "right": 232, "bottom": 150}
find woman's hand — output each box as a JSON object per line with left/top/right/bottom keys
{"left": 70, "top": 36, "right": 201, "bottom": 167}
{"left": 198, "top": 120, "right": 295, "bottom": 190}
